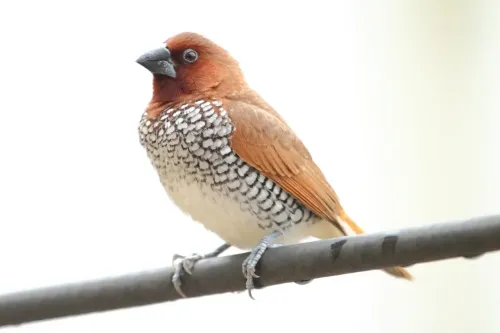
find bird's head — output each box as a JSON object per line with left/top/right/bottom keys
{"left": 136, "top": 32, "right": 247, "bottom": 104}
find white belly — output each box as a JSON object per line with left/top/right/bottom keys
{"left": 139, "top": 99, "right": 325, "bottom": 249}
{"left": 164, "top": 175, "right": 270, "bottom": 248}
{"left": 158, "top": 165, "right": 320, "bottom": 249}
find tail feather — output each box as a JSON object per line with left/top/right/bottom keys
{"left": 326, "top": 210, "right": 413, "bottom": 281}
{"left": 383, "top": 266, "right": 413, "bottom": 280}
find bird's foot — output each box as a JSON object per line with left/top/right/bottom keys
{"left": 171, "top": 243, "right": 231, "bottom": 298}
{"left": 171, "top": 253, "right": 203, "bottom": 298}
{"left": 242, "top": 231, "right": 282, "bottom": 299}
{"left": 172, "top": 253, "right": 203, "bottom": 275}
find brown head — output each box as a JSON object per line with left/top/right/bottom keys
{"left": 136, "top": 32, "right": 248, "bottom": 106}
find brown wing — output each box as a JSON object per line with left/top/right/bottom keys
{"left": 226, "top": 99, "right": 413, "bottom": 281}
{"left": 225, "top": 99, "right": 363, "bottom": 235}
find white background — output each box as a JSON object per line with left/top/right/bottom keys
{"left": 0, "top": 0, "right": 499, "bottom": 332}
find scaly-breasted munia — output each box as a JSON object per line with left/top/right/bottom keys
{"left": 136, "top": 32, "right": 412, "bottom": 298}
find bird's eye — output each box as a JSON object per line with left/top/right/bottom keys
{"left": 182, "top": 49, "right": 198, "bottom": 64}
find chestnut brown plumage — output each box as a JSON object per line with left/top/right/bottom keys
{"left": 136, "top": 32, "right": 412, "bottom": 298}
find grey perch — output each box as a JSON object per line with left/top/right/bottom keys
{"left": 0, "top": 214, "right": 499, "bottom": 328}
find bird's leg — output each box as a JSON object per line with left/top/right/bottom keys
{"left": 173, "top": 243, "right": 231, "bottom": 274}
{"left": 242, "top": 230, "right": 282, "bottom": 299}
{"left": 172, "top": 243, "right": 231, "bottom": 297}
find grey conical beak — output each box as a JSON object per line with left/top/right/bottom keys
{"left": 136, "top": 47, "right": 176, "bottom": 78}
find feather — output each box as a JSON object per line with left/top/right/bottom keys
{"left": 226, "top": 98, "right": 413, "bottom": 280}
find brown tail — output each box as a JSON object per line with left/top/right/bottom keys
{"left": 337, "top": 210, "right": 413, "bottom": 281}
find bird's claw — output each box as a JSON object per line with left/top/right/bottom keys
{"left": 172, "top": 259, "right": 187, "bottom": 298}
{"left": 171, "top": 253, "right": 204, "bottom": 297}
{"left": 241, "top": 236, "right": 278, "bottom": 299}
{"left": 242, "top": 255, "right": 259, "bottom": 299}
{"left": 172, "top": 253, "right": 203, "bottom": 275}
{"left": 241, "top": 237, "right": 313, "bottom": 298}
{"left": 241, "top": 255, "right": 260, "bottom": 279}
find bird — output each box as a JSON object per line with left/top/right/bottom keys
{"left": 135, "top": 32, "right": 412, "bottom": 298}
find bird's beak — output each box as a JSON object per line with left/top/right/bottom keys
{"left": 136, "top": 47, "right": 176, "bottom": 78}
